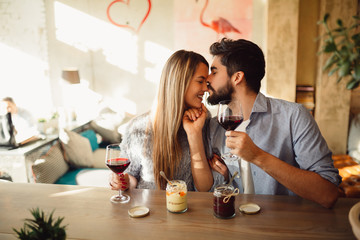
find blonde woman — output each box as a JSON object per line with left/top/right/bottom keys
{"left": 110, "top": 50, "right": 213, "bottom": 191}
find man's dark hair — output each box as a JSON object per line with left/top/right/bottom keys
{"left": 209, "top": 38, "right": 265, "bottom": 93}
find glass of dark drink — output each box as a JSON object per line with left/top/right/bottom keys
{"left": 106, "top": 143, "right": 131, "bottom": 203}
{"left": 217, "top": 100, "right": 243, "bottom": 161}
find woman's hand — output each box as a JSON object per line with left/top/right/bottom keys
{"left": 183, "top": 103, "right": 207, "bottom": 134}
{"left": 109, "top": 172, "right": 130, "bottom": 191}
{"left": 208, "top": 153, "right": 229, "bottom": 182}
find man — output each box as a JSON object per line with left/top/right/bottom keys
{"left": 1, "top": 97, "right": 36, "bottom": 129}
{"left": 1, "top": 97, "right": 37, "bottom": 143}
{"left": 206, "top": 38, "right": 341, "bottom": 208}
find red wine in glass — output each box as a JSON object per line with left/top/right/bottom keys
{"left": 218, "top": 116, "right": 243, "bottom": 131}
{"left": 106, "top": 144, "right": 131, "bottom": 203}
{"left": 217, "top": 100, "right": 243, "bottom": 161}
{"left": 106, "top": 158, "right": 130, "bottom": 174}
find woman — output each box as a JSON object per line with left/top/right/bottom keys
{"left": 110, "top": 50, "right": 214, "bottom": 192}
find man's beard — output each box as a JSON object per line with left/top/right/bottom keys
{"left": 207, "top": 78, "right": 234, "bottom": 105}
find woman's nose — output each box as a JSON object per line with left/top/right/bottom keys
{"left": 202, "top": 81, "right": 208, "bottom": 91}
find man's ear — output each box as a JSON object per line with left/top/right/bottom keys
{"left": 233, "top": 71, "right": 245, "bottom": 85}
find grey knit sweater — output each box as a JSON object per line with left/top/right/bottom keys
{"left": 120, "top": 111, "right": 211, "bottom": 191}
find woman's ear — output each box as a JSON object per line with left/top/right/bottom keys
{"left": 233, "top": 71, "right": 245, "bottom": 85}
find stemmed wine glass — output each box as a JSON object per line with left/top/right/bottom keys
{"left": 105, "top": 143, "right": 131, "bottom": 203}
{"left": 217, "top": 100, "right": 244, "bottom": 161}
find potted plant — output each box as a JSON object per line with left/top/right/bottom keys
{"left": 317, "top": 13, "right": 360, "bottom": 90}
{"left": 13, "top": 208, "right": 67, "bottom": 240}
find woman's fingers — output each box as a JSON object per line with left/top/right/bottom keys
{"left": 208, "top": 153, "right": 229, "bottom": 180}
{"left": 184, "top": 107, "right": 204, "bottom": 121}
{"left": 109, "top": 173, "right": 129, "bottom": 190}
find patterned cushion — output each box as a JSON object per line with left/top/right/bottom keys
{"left": 32, "top": 143, "right": 69, "bottom": 183}
{"left": 92, "top": 148, "right": 107, "bottom": 169}
{"left": 59, "top": 129, "right": 94, "bottom": 168}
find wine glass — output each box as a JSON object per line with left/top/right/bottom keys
{"left": 105, "top": 143, "right": 131, "bottom": 203}
{"left": 217, "top": 100, "right": 244, "bottom": 161}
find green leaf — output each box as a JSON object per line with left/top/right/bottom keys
{"left": 334, "top": 27, "right": 346, "bottom": 32}
{"left": 337, "top": 19, "right": 343, "bottom": 27}
{"left": 328, "top": 66, "right": 340, "bottom": 76}
{"left": 350, "top": 52, "right": 359, "bottom": 62}
{"left": 349, "top": 23, "right": 360, "bottom": 30}
{"left": 324, "top": 42, "right": 337, "bottom": 52}
{"left": 323, "top": 55, "right": 338, "bottom": 71}
{"left": 337, "top": 76, "right": 343, "bottom": 83}
{"left": 324, "top": 13, "right": 330, "bottom": 23}
{"left": 13, "top": 208, "right": 67, "bottom": 240}
{"left": 354, "top": 63, "right": 360, "bottom": 80}
{"left": 339, "top": 62, "right": 351, "bottom": 77}
{"left": 340, "top": 46, "right": 350, "bottom": 57}
{"left": 347, "top": 78, "right": 360, "bottom": 89}
{"left": 352, "top": 33, "right": 360, "bottom": 42}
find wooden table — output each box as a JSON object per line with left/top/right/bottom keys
{"left": 0, "top": 182, "right": 358, "bottom": 240}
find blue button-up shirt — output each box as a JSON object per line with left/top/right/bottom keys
{"left": 208, "top": 92, "right": 341, "bottom": 195}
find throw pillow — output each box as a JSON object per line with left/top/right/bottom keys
{"left": 59, "top": 129, "right": 94, "bottom": 168}
{"left": 32, "top": 143, "right": 69, "bottom": 183}
{"left": 80, "top": 129, "right": 99, "bottom": 152}
{"left": 90, "top": 121, "right": 122, "bottom": 143}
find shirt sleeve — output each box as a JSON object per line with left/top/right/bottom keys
{"left": 292, "top": 105, "right": 342, "bottom": 186}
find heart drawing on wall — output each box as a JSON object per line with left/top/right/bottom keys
{"left": 106, "top": 0, "right": 152, "bottom": 33}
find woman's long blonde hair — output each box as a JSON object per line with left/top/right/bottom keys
{"left": 151, "top": 50, "right": 209, "bottom": 189}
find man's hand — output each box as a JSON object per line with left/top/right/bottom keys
{"left": 225, "top": 131, "right": 264, "bottom": 165}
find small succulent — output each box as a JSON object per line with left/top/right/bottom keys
{"left": 13, "top": 208, "right": 67, "bottom": 240}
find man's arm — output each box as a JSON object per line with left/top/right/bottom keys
{"left": 226, "top": 131, "right": 339, "bottom": 208}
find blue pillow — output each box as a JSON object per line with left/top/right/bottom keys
{"left": 80, "top": 129, "right": 99, "bottom": 152}
{"left": 55, "top": 169, "right": 83, "bottom": 185}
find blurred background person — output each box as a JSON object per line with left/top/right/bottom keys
{"left": 1, "top": 97, "right": 39, "bottom": 144}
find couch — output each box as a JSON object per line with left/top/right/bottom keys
{"left": 31, "top": 127, "right": 114, "bottom": 187}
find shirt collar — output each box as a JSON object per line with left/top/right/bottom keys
{"left": 251, "top": 92, "right": 268, "bottom": 115}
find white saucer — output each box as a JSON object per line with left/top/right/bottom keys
{"left": 239, "top": 203, "right": 261, "bottom": 214}
{"left": 128, "top": 206, "right": 150, "bottom": 218}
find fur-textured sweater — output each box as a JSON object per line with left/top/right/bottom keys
{"left": 120, "top": 111, "right": 211, "bottom": 190}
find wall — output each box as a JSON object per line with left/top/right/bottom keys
{"left": 315, "top": 0, "right": 358, "bottom": 154}
{"left": 0, "top": 0, "right": 53, "bottom": 117}
{"left": 296, "top": 0, "right": 319, "bottom": 87}
{"left": 265, "top": 0, "right": 299, "bottom": 102}
{"left": 44, "top": 0, "right": 175, "bottom": 119}
{"left": 1, "top": 0, "right": 263, "bottom": 121}
{"left": 265, "top": 0, "right": 358, "bottom": 154}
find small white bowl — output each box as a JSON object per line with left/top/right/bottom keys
{"left": 349, "top": 201, "right": 360, "bottom": 239}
